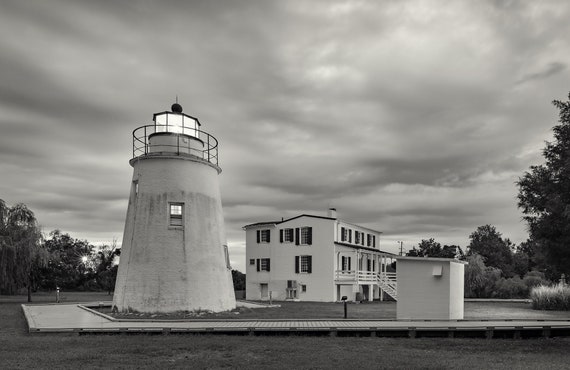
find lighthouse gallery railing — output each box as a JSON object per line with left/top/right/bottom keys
{"left": 132, "top": 124, "right": 219, "bottom": 166}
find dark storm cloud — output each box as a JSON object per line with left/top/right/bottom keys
{"left": 516, "top": 62, "right": 567, "bottom": 85}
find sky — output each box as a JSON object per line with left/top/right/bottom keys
{"left": 1, "top": 0, "right": 569, "bottom": 272}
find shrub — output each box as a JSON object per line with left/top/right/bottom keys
{"left": 493, "top": 276, "right": 529, "bottom": 298}
{"left": 530, "top": 283, "right": 570, "bottom": 310}
{"left": 523, "top": 271, "right": 549, "bottom": 290}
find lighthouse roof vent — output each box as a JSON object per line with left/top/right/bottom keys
{"left": 171, "top": 103, "right": 183, "bottom": 113}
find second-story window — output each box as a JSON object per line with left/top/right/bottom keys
{"left": 257, "top": 229, "right": 271, "bottom": 243}
{"left": 355, "top": 231, "right": 360, "bottom": 245}
{"left": 280, "top": 228, "right": 294, "bottom": 243}
{"left": 341, "top": 256, "right": 351, "bottom": 271}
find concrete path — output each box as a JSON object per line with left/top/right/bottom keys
{"left": 22, "top": 303, "right": 570, "bottom": 338}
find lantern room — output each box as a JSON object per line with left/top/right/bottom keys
{"left": 131, "top": 103, "right": 219, "bottom": 168}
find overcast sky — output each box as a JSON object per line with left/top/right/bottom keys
{"left": 1, "top": 0, "right": 569, "bottom": 272}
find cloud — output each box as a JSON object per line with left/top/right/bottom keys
{"left": 1, "top": 0, "right": 570, "bottom": 272}
{"left": 516, "top": 62, "right": 567, "bottom": 85}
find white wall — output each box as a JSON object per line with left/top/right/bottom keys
{"left": 396, "top": 257, "right": 465, "bottom": 320}
{"left": 246, "top": 216, "right": 336, "bottom": 301}
{"left": 113, "top": 155, "right": 236, "bottom": 313}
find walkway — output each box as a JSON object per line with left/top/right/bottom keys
{"left": 22, "top": 303, "right": 570, "bottom": 338}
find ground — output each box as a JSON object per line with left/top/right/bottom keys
{"left": 3, "top": 292, "right": 570, "bottom": 369}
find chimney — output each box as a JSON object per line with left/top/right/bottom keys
{"left": 327, "top": 208, "right": 337, "bottom": 219}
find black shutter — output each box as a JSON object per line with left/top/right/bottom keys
{"left": 342, "top": 256, "right": 346, "bottom": 270}
{"left": 373, "top": 235, "right": 376, "bottom": 248}
{"left": 267, "top": 259, "right": 270, "bottom": 272}
{"left": 348, "top": 257, "right": 351, "bottom": 271}
{"left": 295, "top": 228, "right": 300, "bottom": 246}
{"left": 256, "top": 230, "right": 260, "bottom": 243}
{"left": 256, "top": 259, "right": 260, "bottom": 272}
{"left": 307, "top": 227, "right": 312, "bottom": 245}
{"left": 341, "top": 227, "right": 345, "bottom": 242}
{"left": 307, "top": 256, "right": 312, "bottom": 273}
{"left": 349, "top": 230, "right": 352, "bottom": 243}
{"left": 280, "top": 229, "right": 283, "bottom": 243}
{"left": 267, "top": 230, "right": 270, "bottom": 243}
{"left": 295, "top": 256, "right": 299, "bottom": 273}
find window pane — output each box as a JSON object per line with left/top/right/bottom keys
{"left": 301, "top": 255, "right": 309, "bottom": 272}
{"left": 301, "top": 227, "right": 309, "bottom": 244}
{"left": 284, "top": 228, "right": 294, "bottom": 242}
{"left": 170, "top": 204, "right": 182, "bottom": 215}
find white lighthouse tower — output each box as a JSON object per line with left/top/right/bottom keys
{"left": 112, "top": 102, "right": 236, "bottom": 313}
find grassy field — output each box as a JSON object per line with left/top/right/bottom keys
{"left": 3, "top": 292, "right": 570, "bottom": 369}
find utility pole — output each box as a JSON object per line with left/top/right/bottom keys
{"left": 398, "top": 241, "right": 404, "bottom": 256}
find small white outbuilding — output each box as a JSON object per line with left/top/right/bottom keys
{"left": 396, "top": 257, "right": 467, "bottom": 320}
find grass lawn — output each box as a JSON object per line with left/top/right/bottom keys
{"left": 3, "top": 292, "right": 570, "bottom": 369}
{"left": 102, "top": 299, "right": 570, "bottom": 321}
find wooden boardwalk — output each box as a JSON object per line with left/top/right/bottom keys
{"left": 22, "top": 303, "right": 570, "bottom": 339}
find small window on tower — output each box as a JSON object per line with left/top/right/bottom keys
{"left": 169, "top": 203, "right": 184, "bottom": 227}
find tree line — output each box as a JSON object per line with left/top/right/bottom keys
{"left": 405, "top": 92, "right": 570, "bottom": 298}
{"left": 0, "top": 199, "right": 246, "bottom": 301}
{"left": 1, "top": 199, "right": 121, "bottom": 301}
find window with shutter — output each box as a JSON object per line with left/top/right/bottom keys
{"left": 260, "top": 258, "right": 270, "bottom": 271}
{"left": 259, "top": 229, "right": 270, "bottom": 243}
{"left": 341, "top": 227, "right": 346, "bottom": 242}
{"left": 300, "top": 227, "right": 312, "bottom": 245}
{"left": 282, "top": 228, "right": 294, "bottom": 243}
{"left": 299, "top": 255, "right": 312, "bottom": 273}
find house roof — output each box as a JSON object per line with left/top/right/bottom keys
{"left": 242, "top": 214, "right": 335, "bottom": 230}
{"left": 243, "top": 214, "right": 383, "bottom": 235}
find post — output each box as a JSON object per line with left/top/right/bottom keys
{"left": 56, "top": 287, "right": 60, "bottom": 303}
{"left": 344, "top": 301, "right": 347, "bottom": 319}
{"left": 269, "top": 291, "right": 272, "bottom": 305}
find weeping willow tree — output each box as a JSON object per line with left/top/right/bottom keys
{"left": 0, "top": 199, "right": 48, "bottom": 301}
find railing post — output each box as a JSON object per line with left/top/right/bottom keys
{"left": 144, "top": 126, "right": 148, "bottom": 154}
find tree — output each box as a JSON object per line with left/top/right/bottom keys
{"left": 0, "top": 200, "right": 48, "bottom": 301}
{"left": 467, "top": 225, "right": 514, "bottom": 277}
{"left": 40, "top": 230, "right": 96, "bottom": 290}
{"left": 94, "top": 242, "right": 120, "bottom": 295}
{"left": 406, "top": 238, "right": 462, "bottom": 258}
{"left": 231, "top": 269, "right": 246, "bottom": 291}
{"left": 517, "top": 92, "right": 570, "bottom": 280}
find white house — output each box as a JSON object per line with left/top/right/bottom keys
{"left": 244, "top": 209, "right": 397, "bottom": 302}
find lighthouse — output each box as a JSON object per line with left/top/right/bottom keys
{"left": 112, "top": 102, "right": 236, "bottom": 313}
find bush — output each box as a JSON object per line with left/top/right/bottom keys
{"left": 493, "top": 276, "right": 528, "bottom": 298}
{"left": 530, "top": 283, "right": 570, "bottom": 310}
{"left": 523, "top": 271, "right": 549, "bottom": 290}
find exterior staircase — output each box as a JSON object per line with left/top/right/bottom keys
{"left": 378, "top": 272, "right": 397, "bottom": 300}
